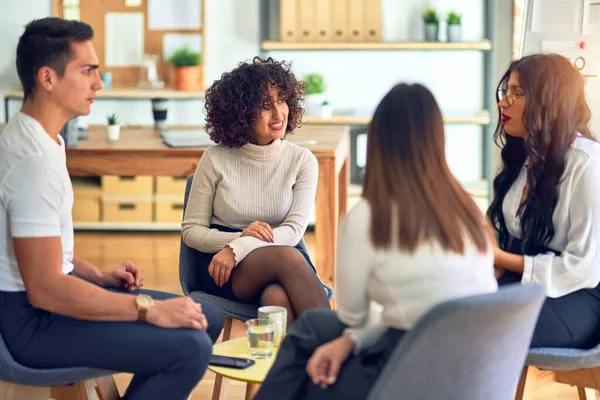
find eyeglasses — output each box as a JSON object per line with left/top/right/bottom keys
{"left": 496, "top": 87, "right": 524, "bottom": 107}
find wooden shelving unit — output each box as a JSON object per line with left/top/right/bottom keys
{"left": 303, "top": 111, "right": 491, "bottom": 126}
{"left": 259, "top": 1, "right": 497, "bottom": 202}
{"left": 4, "top": 88, "right": 205, "bottom": 122}
{"left": 261, "top": 40, "right": 492, "bottom": 51}
{"left": 5, "top": 88, "right": 205, "bottom": 100}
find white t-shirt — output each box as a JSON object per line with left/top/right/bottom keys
{"left": 0, "top": 112, "right": 74, "bottom": 292}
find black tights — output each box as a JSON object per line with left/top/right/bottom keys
{"left": 232, "top": 246, "right": 331, "bottom": 325}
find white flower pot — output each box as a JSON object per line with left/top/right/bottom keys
{"left": 424, "top": 23, "right": 439, "bottom": 41}
{"left": 305, "top": 93, "right": 326, "bottom": 116}
{"left": 447, "top": 24, "right": 462, "bottom": 42}
{"left": 107, "top": 124, "right": 121, "bottom": 141}
{"left": 320, "top": 104, "right": 333, "bottom": 119}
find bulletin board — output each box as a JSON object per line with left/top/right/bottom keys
{"left": 52, "top": 0, "right": 205, "bottom": 89}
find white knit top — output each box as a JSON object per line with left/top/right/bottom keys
{"left": 181, "top": 138, "right": 318, "bottom": 264}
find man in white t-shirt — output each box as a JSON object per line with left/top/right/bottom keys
{"left": 0, "top": 17, "right": 224, "bottom": 400}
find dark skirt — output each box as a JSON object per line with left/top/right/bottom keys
{"left": 194, "top": 224, "right": 321, "bottom": 302}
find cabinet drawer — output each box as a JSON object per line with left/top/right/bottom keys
{"left": 102, "top": 196, "right": 153, "bottom": 223}
{"left": 102, "top": 176, "right": 153, "bottom": 195}
{"left": 72, "top": 199, "right": 101, "bottom": 222}
{"left": 155, "top": 176, "right": 188, "bottom": 195}
{"left": 155, "top": 196, "right": 185, "bottom": 223}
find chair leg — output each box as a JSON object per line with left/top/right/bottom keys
{"left": 0, "top": 380, "right": 50, "bottom": 400}
{"left": 51, "top": 379, "right": 98, "bottom": 400}
{"left": 95, "top": 375, "right": 119, "bottom": 400}
{"left": 514, "top": 366, "right": 529, "bottom": 400}
{"left": 245, "top": 383, "right": 259, "bottom": 400}
{"left": 212, "top": 316, "right": 233, "bottom": 400}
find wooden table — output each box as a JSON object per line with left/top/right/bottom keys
{"left": 66, "top": 125, "right": 350, "bottom": 285}
{"left": 208, "top": 337, "right": 277, "bottom": 400}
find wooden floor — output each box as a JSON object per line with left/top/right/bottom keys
{"left": 72, "top": 230, "right": 584, "bottom": 400}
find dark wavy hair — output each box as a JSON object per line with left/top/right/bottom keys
{"left": 487, "top": 53, "right": 594, "bottom": 255}
{"left": 204, "top": 57, "right": 305, "bottom": 148}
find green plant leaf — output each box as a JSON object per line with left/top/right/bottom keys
{"left": 168, "top": 46, "right": 202, "bottom": 67}
{"left": 303, "top": 73, "right": 325, "bottom": 95}
{"left": 447, "top": 11, "right": 462, "bottom": 25}
{"left": 107, "top": 113, "right": 119, "bottom": 125}
{"left": 422, "top": 8, "right": 439, "bottom": 24}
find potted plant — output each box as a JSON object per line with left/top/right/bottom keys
{"left": 303, "top": 73, "right": 325, "bottom": 116}
{"left": 447, "top": 11, "right": 462, "bottom": 42}
{"left": 422, "top": 8, "right": 439, "bottom": 41}
{"left": 168, "top": 46, "right": 202, "bottom": 91}
{"left": 106, "top": 113, "right": 120, "bottom": 141}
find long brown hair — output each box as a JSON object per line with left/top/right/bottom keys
{"left": 487, "top": 54, "right": 594, "bottom": 255}
{"left": 363, "top": 83, "right": 489, "bottom": 253}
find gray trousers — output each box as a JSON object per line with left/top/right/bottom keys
{"left": 255, "top": 309, "right": 404, "bottom": 400}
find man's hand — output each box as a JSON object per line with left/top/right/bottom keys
{"left": 146, "top": 296, "right": 208, "bottom": 330}
{"left": 306, "top": 333, "right": 355, "bottom": 389}
{"left": 242, "top": 221, "right": 274, "bottom": 242}
{"left": 101, "top": 261, "right": 144, "bottom": 291}
{"left": 209, "top": 247, "right": 236, "bottom": 287}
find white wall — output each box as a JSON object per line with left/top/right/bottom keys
{"left": 0, "top": 0, "right": 51, "bottom": 119}
{"left": 0, "top": 0, "right": 494, "bottom": 183}
{"left": 521, "top": 0, "right": 600, "bottom": 136}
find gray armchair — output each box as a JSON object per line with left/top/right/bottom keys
{"left": 368, "top": 284, "right": 546, "bottom": 400}
{"left": 0, "top": 330, "right": 118, "bottom": 399}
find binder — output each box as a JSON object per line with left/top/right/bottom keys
{"left": 363, "top": 0, "right": 382, "bottom": 42}
{"left": 313, "top": 0, "right": 332, "bottom": 42}
{"left": 280, "top": 0, "right": 298, "bottom": 42}
{"left": 347, "top": 0, "right": 364, "bottom": 42}
{"left": 330, "top": 0, "right": 348, "bottom": 42}
{"left": 297, "top": 0, "right": 315, "bottom": 41}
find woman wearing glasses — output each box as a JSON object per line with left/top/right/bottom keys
{"left": 489, "top": 53, "right": 600, "bottom": 348}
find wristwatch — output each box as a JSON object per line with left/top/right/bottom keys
{"left": 134, "top": 294, "right": 154, "bottom": 321}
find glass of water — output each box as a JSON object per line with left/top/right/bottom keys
{"left": 246, "top": 319, "right": 275, "bottom": 359}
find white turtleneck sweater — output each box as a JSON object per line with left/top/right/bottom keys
{"left": 181, "top": 138, "right": 318, "bottom": 264}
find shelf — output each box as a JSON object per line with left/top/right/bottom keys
{"left": 303, "top": 110, "right": 491, "bottom": 126}
{"left": 74, "top": 222, "right": 181, "bottom": 231}
{"left": 261, "top": 40, "right": 492, "bottom": 51}
{"left": 5, "top": 88, "right": 205, "bottom": 100}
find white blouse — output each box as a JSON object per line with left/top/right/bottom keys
{"left": 502, "top": 136, "right": 600, "bottom": 298}
{"left": 336, "top": 199, "right": 497, "bottom": 352}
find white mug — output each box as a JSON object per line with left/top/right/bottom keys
{"left": 258, "top": 306, "right": 287, "bottom": 347}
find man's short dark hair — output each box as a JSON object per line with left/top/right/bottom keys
{"left": 16, "top": 17, "right": 94, "bottom": 99}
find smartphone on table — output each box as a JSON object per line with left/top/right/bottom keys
{"left": 210, "top": 355, "right": 256, "bottom": 369}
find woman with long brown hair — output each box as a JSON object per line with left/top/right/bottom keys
{"left": 490, "top": 53, "right": 600, "bottom": 348}
{"left": 255, "top": 83, "right": 498, "bottom": 399}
